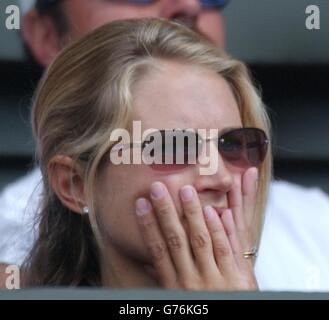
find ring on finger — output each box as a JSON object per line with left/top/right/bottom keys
{"left": 242, "top": 246, "right": 258, "bottom": 259}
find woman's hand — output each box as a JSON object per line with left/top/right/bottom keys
{"left": 134, "top": 167, "right": 259, "bottom": 290}
{"left": 228, "top": 167, "right": 259, "bottom": 269}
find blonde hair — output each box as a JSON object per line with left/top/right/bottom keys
{"left": 25, "top": 18, "right": 272, "bottom": 286}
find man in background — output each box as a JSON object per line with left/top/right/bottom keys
{"left": 1, "top": 0, "right": 329, "bottom": 291}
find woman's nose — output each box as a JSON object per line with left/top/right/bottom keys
{"left": 158, "top": 0, "right": 202, "bottom": 23}
{"left": 193, "top": 140, "right": 234, "bottom": 194}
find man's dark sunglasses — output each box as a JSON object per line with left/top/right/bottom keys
{"left": 36, "top": 0, "right": 230, "bottom": 13}
{"left": 111, "top": 128, "right": 269, "bottom": 171}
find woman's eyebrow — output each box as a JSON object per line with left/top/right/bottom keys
{"left": 219, "top": 126, "right": 243, "bottom": 134}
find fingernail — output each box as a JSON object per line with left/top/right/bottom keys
{"left": 251, "top": 167, "right": 258, "bottom": 181}
{"left": 244, "top": 167, "right": 258, "bottom": 192}
{"left": 222, "top": 208, "right": 232, "bottom": 217}
{"left": 251, "top": 167, "right": 258, "bottom": 190}
{"left": 180, "top": 185, "right": 194, "bottom": 202}
{"left": 221, "top": 209, "right": 233, "bottom": 226}
{"left": 135, "top": 198, "right": 151, "bottom": 216}
{"left": 204, "top": 206, "right": 215, "bottom": 220}
{"left": 233, "top": 174, "right": 241, "bottom": 187}
{"left": 150, "top": 182, "right": 165, "bottom": 200}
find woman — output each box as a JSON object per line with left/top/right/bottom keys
{"left": 23, "top": 18, "right": 271, "bottom": 289}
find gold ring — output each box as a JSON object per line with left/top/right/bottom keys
{"left": 243, "top": 246, "right": 258, "bottom": 259}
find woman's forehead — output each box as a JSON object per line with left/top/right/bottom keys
{"left": 131, "top": 60, "right": 242, "bottom": 131}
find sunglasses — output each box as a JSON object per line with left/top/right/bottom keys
{"left": 110, "top": 127, "right": 269, "bottom": 171}
{"left": 36, "top": 0, "right": 229, "bottom": 13}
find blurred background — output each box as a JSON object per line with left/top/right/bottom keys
{"left": 0, "top": 0, "right": 328, "bottom": 193}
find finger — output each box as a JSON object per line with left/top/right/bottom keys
{"left": 135, "top": 197, "right": 177, "bottom": 287}
{"left": 149, "top": 182, "right": 195, "bottom": 276}
{"left": 242, "top": 167, "right": 258, "bottom": 230}
{"left": 203, "top": 206, "right": 237, "bottom": 277}
{"left": 227, "top": 175, "right": 245, "bottom": 234}
{"left": 179, "top": 185, "right": 217, "bottom": 275}
{"left": 220, "top": 208, "right": 249, "bottom": 269}
{"left": 222, "top": 209, "right": 257, "bottom": 271}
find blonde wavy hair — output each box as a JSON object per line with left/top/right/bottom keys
{"left": 24, "top": 18, "right": 272, "bottom": 286}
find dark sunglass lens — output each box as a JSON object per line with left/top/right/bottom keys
{"left": 246, "top": 129, "right": 268, "bottom": 166}
{"left": 143, "top": 130, "right": 199, "bottom": 171}
{"left": 164, "top": 130, "right": 199, "bottom": 164}
{"left": 178, "top": 131, "right": 199, "bottom": 164}
{"left": 219, "top": 131, "right": 246, "bottom": 166}
{"left": 219, "top": 128, "right": 268, "bottom": 168}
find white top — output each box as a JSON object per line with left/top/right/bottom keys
{"left": 0, "top": 168, "right": 329, "bottom": 291}
{"left": 0, "top": 168, "right": 41, "bottom": 266}
{"left": 255, "top": 181, "right": 329, "bottom": 292}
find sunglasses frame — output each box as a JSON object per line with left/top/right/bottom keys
{"left": 110, "top": 127, "right": 269, "bottom": 168}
